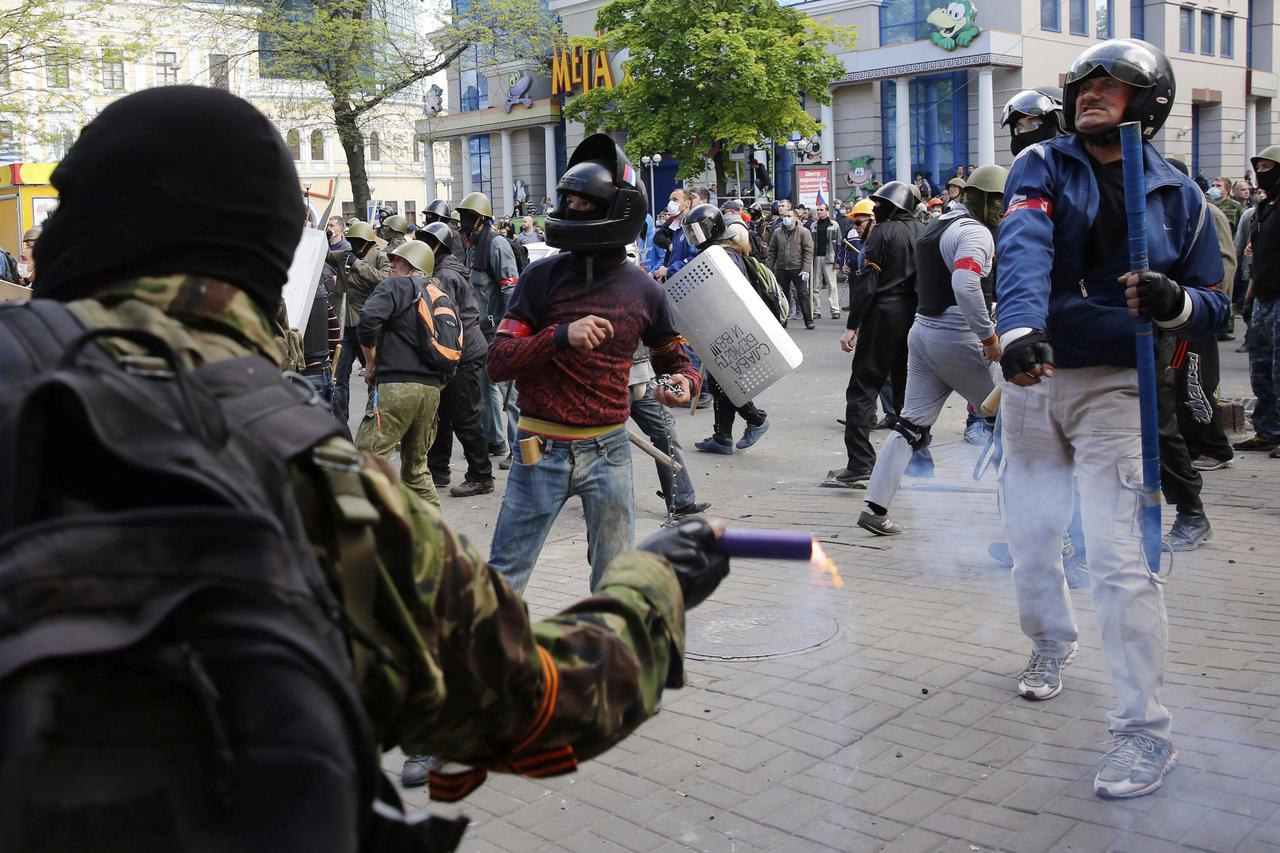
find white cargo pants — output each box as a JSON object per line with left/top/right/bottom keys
{"left": 999, "top": 366, "right": 1172, "bottom": 740}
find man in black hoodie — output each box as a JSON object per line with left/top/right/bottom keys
{"left": 357, "top": 240, "right": 451, "bottom": 506}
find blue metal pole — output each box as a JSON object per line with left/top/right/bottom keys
{"left": 1119, "top": 121, "right": 1163, "bottom": 574}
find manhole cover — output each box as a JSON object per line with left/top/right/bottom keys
{"left": 685, "top": 606, "right": 840, "bottom": 661}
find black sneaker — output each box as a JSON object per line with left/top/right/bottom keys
{"left": 432, "top": 472, "right": 451, "bottom": 487}
{"left": 872, "top": 415, "right": 894, "bottom": 430}
{"left": 1164, "top": 512, "right": 1211, "bottom": 551}
{"left": 1191, "top": 455, "right": 1233, "bottom": 471}
{"left": 449, "top": 477, "right": 495, "bottom": 498}
{"left": 822, "top": 468, "right": 869, "bottom": 488}
{"left": 857, "top": 509, "right": 903, "bottom": 536}
{"left": 1234, "top": 434, "right": 1280, "bottom": 451}
{"left": 488, "top": 442, "right": 508, "bottom": 457}
{"left": 672, "top": 500, "right": 711, "bottom": 518}
{"left": 499, "top": 452, "right": 514, "bottom": 470}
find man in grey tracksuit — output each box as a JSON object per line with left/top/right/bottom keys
{"left": 857, "top": 166, "right": 1007, "bottom": 536}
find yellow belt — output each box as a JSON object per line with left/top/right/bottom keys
{"left": 517, "top": 417, "right": 624, "bottom": 440}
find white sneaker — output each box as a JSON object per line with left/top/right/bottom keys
{"left": 1016, "top": 642, "right": 1078, "bottom": 700}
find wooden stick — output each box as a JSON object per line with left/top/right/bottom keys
{"left": 628, "top": 430, "right": 684, "bottom": 474}
{"left": 979, "top": 385, "right": 1001, "bottom": 417}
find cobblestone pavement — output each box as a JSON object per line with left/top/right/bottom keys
{"left": 373, "top": 320, "right": 1279, "bottom": 852}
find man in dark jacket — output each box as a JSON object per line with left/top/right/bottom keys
{"left": 825, "top": 181, "right": 922, "bottom": 488}
{"left": 1236, "top": 145, "right": 1280, "bottom": 455}
{"left": 330, "top": 219, "right": 389, "bottom": 428}
{"left": 420, "top": 222, "right": 495, "bottom": 497}
{"left": 357, "top": 240, "right": 450, "bottom": 506}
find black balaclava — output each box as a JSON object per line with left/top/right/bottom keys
{"left": 35, "top": 86, "right": 302, "bottom": 316}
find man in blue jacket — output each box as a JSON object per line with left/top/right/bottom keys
{"left": 995, "top": 39, "right": 1228, "bottom": 800}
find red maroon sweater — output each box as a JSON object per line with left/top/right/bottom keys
{"left": 486, "top": 252, "right": 698, "bottom": 427}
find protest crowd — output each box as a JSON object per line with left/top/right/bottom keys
{"left": 0, "top": 34, "right": 1276, "bottom": 853}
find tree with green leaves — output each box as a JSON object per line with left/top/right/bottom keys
{"left": 186, "top": 0, "right": 558, "bottom": 216}
{"left": 564, "top": 0, "right": 856, "bottom": 193}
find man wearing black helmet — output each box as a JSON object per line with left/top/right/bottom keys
{"left": 996, "top": 39, "right": 1227, "bottom": 799}
{"left": 422, "top": 198, "right": 453, "bottom": 227}
{"left": 485, "top": 133, "right": 701, "bottom": 594}
{"left": 1001, "top": 87, "right": 1067, "bottom": 157}
{"left": 418, "top": 222, "right": 495, "bottom": 498}
{"left": 824, "top": 180, "right": 922, "bottom": 488}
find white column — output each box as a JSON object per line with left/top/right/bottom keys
{"left": 500, "top": 129, "right": 514, "bottom": 217}
{"left": 820, "top": 99, "right": 836, "bottom": 166}
{"left": 1246, "top": 97, "right": 1258, "bottom": 171}
{"left": 461, "top": 138, "right": 473, "bottom": 196}
{"left": 977, "top": 67, "right": 995, "bottom": 166}
{"left": 895, "top": 78, "right": 911, "bottom": 183}
{"left": 423, "top": 137, "right": 436, "bottom": 205}
{"left": 544, "top": 124, "right": 558, "bottom": 201}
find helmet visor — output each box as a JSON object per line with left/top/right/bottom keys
{"left": 683, "top": 218, "right": 709, "bottom": 246}
{"left": 1001, "top": 92, "right": 1059, "bottom": 127}
{"left": 1065, "top": 54, "right": 1158, "bottom": 90}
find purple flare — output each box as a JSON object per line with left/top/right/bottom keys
{"left": 712, "top": 528, "right": 814, "bottom": 560}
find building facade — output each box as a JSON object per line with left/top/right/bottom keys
{"left": 428, "top": 0, "right": 1280, "bottom": 208}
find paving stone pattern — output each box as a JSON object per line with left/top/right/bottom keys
{"left": 381, "top": 326, "right": 1279, "bottom": 852}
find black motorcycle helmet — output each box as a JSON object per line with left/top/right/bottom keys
{"left": 544, "top": 132, "right": 647, "bottom": 252}
{"left": 1002, "top": 87, "right": 1066, "bottom": 156}
{"left": 870, "top": 180, "right": 914, "bottom": 222}
{"left": 422, "top": 198, "right": 452, "bottom": 224}
{"left": 1063, "top": 39, "right": 1175, "bottom": 140}
{"left": 682, "top": 203, "right": 726, "bottom": 250}
{"left": 416, "top": 221, "right": 456, "bottom": 257}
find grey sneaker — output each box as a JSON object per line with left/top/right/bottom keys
{"left": 857, "top": 508, "right": 904, "bottom": 536}
{"left": 1191, "top": 455, "right": 1233, "bottom": 471}
{"left": 1017, "top": 643, "right": 1078, "bottom": 700}
{"left": 1094, "top": 734, "right": 1178, "bottom": 799}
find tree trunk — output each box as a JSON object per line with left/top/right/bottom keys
{"left": 333, "top": 103, "right": 370, "bottom": 219}
{"left": 713, "top": 148, "right": 729, "bottom": 198}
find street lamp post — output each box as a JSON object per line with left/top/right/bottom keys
{"left": 438, "top": 174, "right": 454, "bottom": 203}
{"left": 640, "top": 154, "right": 662, "bottom": 221}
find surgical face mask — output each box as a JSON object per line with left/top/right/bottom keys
{"left": 1208, "top": 187, "right": 1223, "bottom": 200}
{"left": 782, "top": 216, "right": 796, "bottom": 229}
{"left": 16, "top": 262, "right": 30, "bottom": 279}
{"left": 666, "top": 200, "right": 682, "bottom": 216}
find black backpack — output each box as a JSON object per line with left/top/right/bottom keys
{"left": 0, "top": 299, "right": 468, "bottom": 853}
{"left": 509, "top": 238, "right": 530, "bottom": 274}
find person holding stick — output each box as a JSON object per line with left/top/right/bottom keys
{"left": 995, "top": 39, "right": 1227, "bottom": 799}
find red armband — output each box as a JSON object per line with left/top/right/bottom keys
{"left": 1004, "top": 198, "right": 1053, "bottom": 218}
{"left": 496, "top": 318, "right": 534, "bottom": 338}
{"left": 954, "top": 258, "right": 984, "bottom": 275}
{"left": 499, "top": 277, "right": 517, "bottom": 288}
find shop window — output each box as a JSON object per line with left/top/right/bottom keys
{"left": 1069, "top": 0, "right": 1087, "bottom": 35}
{"left": 1179, "top": 8, "right": 1194, "bottom": 53}
{"left": 880, "top": 0, "right": 945, "bottom": 45}
{"left": 310, "top": 129, "right": 325, "bottom": 161}
{"left": 156, "top": 50, "right": 179, "bottom": 85}
{"left": 1201, "top": 11, "right": 1214, "bottom": 55}
{"left": 1041, "top": 0, "right": 1060, "bottom": 32}
{"left": 286, "top": 129, "right": 301, "bottom": 161}
{"left": 468, "top": 134, "right": 492, "bottom": 201}
{"left": 1221, "top": 16, "right": 1234, "bottom": 59}
{"left": 879, "top": 72, "right": 970, "bottom": 191}
{"left": 1130, "top": 0, "right": 1144, "bottom": 39}
{"left": 1096, "top": 0, "right": 1111, "bottom": 38}
{"left": 369, "top": 131, "right": 381, "bottom": 162}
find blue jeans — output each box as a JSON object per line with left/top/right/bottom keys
{"left": 1248, "top": 297, "right": 1280, "bottom": 438}
{"left": 488, "top": 425, "right": 634, "bottom": 595}
{"left": 481, "top": 372, "right": 519, "bottom": 450}
{"left": 629, "top": 386, "right": 696, "bottom": 508}
{"left": 304, "top": 366, "right": 333, "bottom": 404}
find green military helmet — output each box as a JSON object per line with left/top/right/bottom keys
{"left": 946, "top": 176, "right": 966, "bottom": 190}
{"left": 449, "top": 210, "right": 461, "bottom": 225}
{"left": 347, "top": 220, "right": 377, "bottom": 243}
{"left": 389, "top": 239, "right": 435, "bottom": 275}
{"left": 1251, "top": 145, "right": 1280, "bottom": 172}
{"left": 963, "top": 164, "right": 1008, "bottom": 195}
{"left": 382, "top": 214, "right": 409, "bottom": 235}
{"left": 456, "top": 191, "right": 493, "bottom": 220}
{"left": 22, "top": 225, "right": 42, "bottom": 243}
{"left": 908, "top": 182, "right": 922, "bottom": 203}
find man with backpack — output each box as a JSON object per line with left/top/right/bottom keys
{"left": 357, "top": 240, "right": 459, "bottom": 507}
{"left": 0, "top": 86, "right": 732, "bottom": 853}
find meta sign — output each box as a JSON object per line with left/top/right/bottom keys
{"left": 551, "top": 45, "right": 617, "bottom": 96}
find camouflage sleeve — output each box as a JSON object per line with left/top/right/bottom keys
{"left": 353, "top": 454, "right": 684, "bottom": 766}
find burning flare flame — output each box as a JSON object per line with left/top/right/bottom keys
{"left": 810, "top": 541, "right": 844, "bottom": 589}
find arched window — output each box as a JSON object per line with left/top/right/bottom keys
{"left": 368, "top": 131, "right": 381, "bottom": 162}
{"left": 310, "top": 129, "right": 324, "bottom": 161}
{"left": 286, "top": 129, "right": 301, "bottom": 161}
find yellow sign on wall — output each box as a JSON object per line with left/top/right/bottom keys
{"left": 551, "top": 45, "right": 616, "bottom": 96}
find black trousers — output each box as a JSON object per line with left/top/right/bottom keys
{"left": 427, "top": 359, "right": 493, "bottom": 483}
{"left": 709, "top": 374, "right": 765, "bottom": 441}
{"left": 1156, "top": 334, "right": 1203, "bottom": 515}
{"left": 1176, "top": 336, "right": 1234, "bottom": 463}
{"left": 844, "top": 297, "right": 914, "bottom": 474}
{"left": 780, "top": 269, "right": 811, "bottom": 324}
{"left": 331, "top": 325, "right": 366, "bottom": 430}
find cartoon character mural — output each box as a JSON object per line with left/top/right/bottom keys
{"left": 844, "top": 156, "right": 875, "bottom": 199}
{"left": 503, "top": 71, "right": 534, "bottom": 113}
{"left": 927, "top": 0, "right": 980, "bottom": 50}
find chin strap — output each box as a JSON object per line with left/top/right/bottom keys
{"left": 1076, "top": 127, "right": 1122, "bottom": 146}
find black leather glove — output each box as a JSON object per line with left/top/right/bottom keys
{"left": 1128, "top": 270, "right": 1185, "bottom": 322}
{"left": 637, "top": 519, "right": 729, "bottom": 610}
{"left": 1000, "top": 330, "right": 1055, "bottom": 381}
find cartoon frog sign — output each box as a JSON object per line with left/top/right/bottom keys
{"left": 927, "top": 0, "right": 980, "bottom": 50}
{"left": 844, "top": 156, "right": 875, "bottom": 197}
